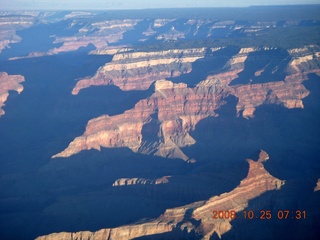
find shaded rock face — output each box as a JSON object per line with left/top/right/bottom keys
{"left": 0, "top": 72, "right": 25, "bottom": 116}
{"left": 53, "top": 46, "right": 319, "bottom": 161}
{"left": 37, "top": 150, "right": 284, "bottom": 240}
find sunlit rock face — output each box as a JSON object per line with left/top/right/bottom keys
{"left": 72, "top": 48, "right": 207, "bottom": 94}
{"left": 0, "top": 72, "right": 25, "bottom": 117}
{"left": 53, "top": 78, "right": 228, "bottom": 161}
{"left": 0, "top": 14, "right": 35, "bottom": 52}
{"left": 38, "top": 150, "right": 284, "bottom": 240}
{"left": 112, "top": 176, "right": 171, "bottom": 186}
{"left": 315, "top": 179, "right": 320, "bottom": 192}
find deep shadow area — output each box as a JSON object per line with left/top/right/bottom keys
{"left": 0, "top": 52, "right": 154, "bottom": 174}
{"left": 111, "top": 19, "right": 152, "bottom": 46}
{"left": 0, "top": 48, "right": 239, "bottom": 239}
{"left": 185, "top": 74, "right": 319, "bottom": 240}
{"left": 230, "top": 48, "right": 292, "bottom": 85}
{"left": 168, "top": 46, "right": 240, "bottom": 86}
{"left": 0, "top": 19, "right": 84, "bottom": 60}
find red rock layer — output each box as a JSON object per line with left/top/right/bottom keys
{"left": 38, "top": 150, "right": 285, "bottom": 240}
{"left": 53, "top": 78, "right": 228, "bottom": 160}
{"left": 53, "top": 74, "right": 310, "bottom": 160}
{"left": 0, "top": 72, "right": 25, "bottom": 117}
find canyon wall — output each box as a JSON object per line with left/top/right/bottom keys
{"left": 314, "top": 179, "right": 320, "bottom": 192}
{"left": 0, "top": 72, "right": 25, "bottom": 117}
{"left": 53, "top": 77, "right": 228, "bottom": 161}
{"left": 53, "top": 46, "right": 320, "bottom": 161}
{"left": 72, "top": 48, "right": 207, "bottom": 94}
{"left": 38, "top": 150, "right": 285, "bottom": 240}
{"left": 112, "top": 176, "right": 171, "bottom": 186}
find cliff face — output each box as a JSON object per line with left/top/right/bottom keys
{"left": 0, "top": 72, "right": 25, "bottom": 117}
{"left": 112, "top": 176, "right": 171, "bottom": 186}
{"left": 38, "top": 150, "right": 285, "bottom": 240}
{"left": 53, "top": 46, "right": 319, "bottom": 161}
{"left": 314, "top": 179, "right": 320, "bottom": 192}
{"left": 53, "top": 77, "right": 228, "bottom": 161}
{"left": 0, "top": 14, "right": 36, "bottom": 53}
{"left": 48, "top": 19, "right": 141, "bottom": 54}
{"left": 72, "top": 48, "right": 207, "bottom": 94}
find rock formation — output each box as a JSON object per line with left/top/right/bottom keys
{"left": 0, "top": 72, "right": 25, "bottom": 117}
{"left": 72, "top": 48, "right": 207, "bottom": 94}
{"left": 314, "top": 179, "right": 320, "bottom": 192}
{"left": 38, "top": 150, "right": 285, "bottom": 240}
{"left": 47, "top": 19, "right": 141, "bottom": 54}
{"left": 53, "top": 77, "right": 228, "bottom": 160}
{"left": 0, "top": 14, "right": 36, "bottom": 52}
{"left": 53, "top": 46, "right": 319, "bottom": 160}
{"left": 112, "top": 176, "right": 171, "bottom": 186}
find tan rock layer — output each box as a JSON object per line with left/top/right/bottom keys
{"left": 38, "top": 150, "right": 284, "bottom": 240}
{"left": 0, "top": 72, "right": 25, "bottom": 117}
{"left": 72, "top": 48, "right": 206, "bottom": 94}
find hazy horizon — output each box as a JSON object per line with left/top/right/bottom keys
{"left": 0, "top": 0, "right": 319, "bottom": 10}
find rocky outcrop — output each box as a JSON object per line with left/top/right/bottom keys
{"left": 72, "top": 48, "right": 207, "bottom": 94}
{"left": 54, "top": 52, "right": 315, "bottom": 159}
{"left": 53, "top": 46, "right": 319, "bottom": 160}
{"left": 219, "top": 46, "right": 319, "bottom": 118}
{"left": 287, "top": 45, "right": 320, "bottom": 74}
{"left": 0, "top": 72, "right": 25, "bottom": 117}
{"left": 38, "top": 150, "right": 285, "bottom": 240}
{"left": 112, "top": 176, "right": 171, "bottom": 186}
{"left": 229, "top": 76, "right": 310, "bottom": 118}
{"left": 53, "top": 77, "right": 228, "bottom": 160}
{"left": 47, "top": 19, "right": 141, "bottom": 54}
{"left": 314, "top": 179, "right": 320, "bottom": 192}
{"left": 0, "top": 14, "right": 36, "bottom": 52}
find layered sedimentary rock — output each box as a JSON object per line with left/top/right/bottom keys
{"left": 0, "top": 72, "right": 25, "bottom": 117}
{"left": 53, "top": 77, "right": 227, "bottom": 160}
{"left": 0, "top": 14, "right": 36, "bottom": 52}
{"left": 112, "top": 176, "right": 171, "bottom": 186}
{"left": 314, "top": 179, "right": 320, "bottom": 192}
{"left": 48, "top": 19, "right": 141, "bottom": 54}
{"left": 72, "top": 48, "right": 207, "bottom": 94}
{"left": 287, "top": 45, "right": 320, "bottom": 74}
{"left": 38, "top": 150, "right": 285, "bottom": 240}
{"left": 53, "top": 46, "right": 319, "bottom": 160}
{"left": 54, "top": 47, "right": 317, "bottom": 160}
{"left": 216, "top": 46, "right": 319, "bottom": 118}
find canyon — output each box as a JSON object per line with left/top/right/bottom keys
{"left": 53, "top": 45, "right": 320, "bottom": 161}
{"left": 37, "top": 150, "right": 285, "bottom": 240}
{"left": 1, "top": 7, "right": 319, "bottom": 240}
{"left": 72, "top": 47, "right": 207, "bottom": 93}
{"left": 0, "top": 72, "right": 24, "bottom": 117}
